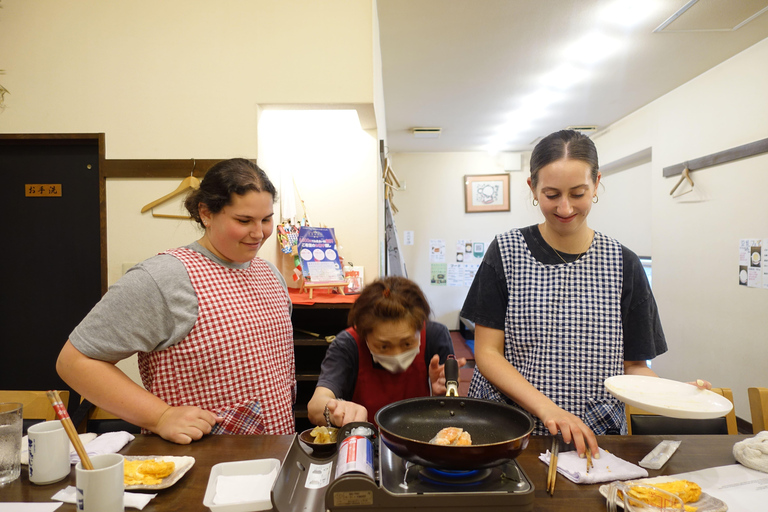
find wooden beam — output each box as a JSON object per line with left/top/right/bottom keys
{"left": 600, "top": 147, "right": 652, "bottom": 176}
{"left": 102, "top": 159, "right": 223, "bottom": 178}
{"left": 663, "top": 137, "right": 768, "bottom": 177}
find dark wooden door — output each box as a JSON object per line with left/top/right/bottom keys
{"left": 0, "top": 135, "right": 104, "bottom": 406}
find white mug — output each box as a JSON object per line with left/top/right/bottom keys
{"left": 28, "top": 420, "right": 71, "bottom": 485}
{"left": 76, "top": 453, "right": 124, "bottom": 512}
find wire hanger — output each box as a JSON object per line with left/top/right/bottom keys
{"left": 140, "top": 159, "right": 201, "bottom": 218}
{"left": 669, "top": 165, "right": 694, "bottom": 198}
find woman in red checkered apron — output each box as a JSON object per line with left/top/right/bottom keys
{"left": 57, "top": 159, "right": 295, "bottom": 444}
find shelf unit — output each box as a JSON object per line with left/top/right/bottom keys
{"left": 291, "top": 301, "right": 354, "bottom": 433}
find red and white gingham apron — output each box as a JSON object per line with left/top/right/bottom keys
{"left": 138, "top": 247, "right": 295, "bottom": 435}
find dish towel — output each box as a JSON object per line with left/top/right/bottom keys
{"left": 733, "top": 430, "right": 768, "bottom": 473}
{"left": 539, "top": 447, "right": 648, "bottom": 484}
{"left": 51, "top": 486, "right": 155, "bottom": 510}
{"left": 21, "top": 433, "right": 98, "bottom": 465}
{"left": 70, "top": 431, "right": 135, "bottom": 464}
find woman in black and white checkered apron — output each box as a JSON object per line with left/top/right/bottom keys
{"left": 461, "top": 130, "right": 710, "bottom": 459}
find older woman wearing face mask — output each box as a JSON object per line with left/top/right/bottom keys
{"left": 308, "top": 276, "right": 466, "bottom": 427}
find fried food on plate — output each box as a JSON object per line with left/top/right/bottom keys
{"left": 625, "top": 480, "right": 702, "bottom": 512}
{"left": 430, "top": 427, "right": 472, "bottom": 446}
{"left": 124, "top": 459, "right": 176, "bottom": 486}
{"left": 309, "top": 426, "right": 338, "bottom": 444}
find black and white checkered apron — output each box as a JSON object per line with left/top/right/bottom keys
{"left": 468, "top": 229, "right": 627, "bottom": 435}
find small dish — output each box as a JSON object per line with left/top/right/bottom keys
{"left": 203, "top": 458, "right": 280, "bottom": 512}
{"left": 604, "top": 375, "right": 733, "bottom": 419}
{"left": 298, "top": 428, "right": 338, "bottom": 456}
{"left": 123, "top": 455, "right": 195, "bottom": 491}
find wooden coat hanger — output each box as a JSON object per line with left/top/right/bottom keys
{"left": 140, "top": 159, "right": 201, "bottom": 219}
{"left": 669, "top": 166, "right": 694, "bottom": 198}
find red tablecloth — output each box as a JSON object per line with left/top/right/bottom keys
{"left": 288, "top": 287, "right": 359, "bottom": 305}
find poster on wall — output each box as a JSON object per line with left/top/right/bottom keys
{"left": 738, "top": 239, "right": 766, "bottom": 288}
{"left": 430, "top": 263, "right": 447, "bottom": 286}
{"left": 429, "top": 239, "right": 446, "bottom": 263}
{"left": 297, "top": 226, "right": 345, "bottom": 283}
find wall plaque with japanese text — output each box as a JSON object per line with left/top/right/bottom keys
{"left": 25, "top": 184, "right": 62, "bottom": 197}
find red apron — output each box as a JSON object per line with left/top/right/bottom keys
{"left": 138, "top": 247, "right": 295, "bottom": 435}
{"left": 349, "top": 324, "right": 429, "bottom": 426}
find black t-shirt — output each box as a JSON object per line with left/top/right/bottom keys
{"left": 460, "top": 225, "right": 667, "bottom": 361}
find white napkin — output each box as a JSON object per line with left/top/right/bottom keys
{"left": 51, "top": 486, "right": 155, "bottom": 510}
{"left": 0, "top": 504, "right": 62, "bottom": 511}
{"left": 212, "top": 467, "right": 278, "bottom": 505}
{"left": 539, "top": 447, "right": 648, "bottom": 484}
{"left": 70, "top": 431, "right": 135, "bottom": 464}
{"left": 733, "top": 430, "right": 768, "bottom": 473}
{"left": 21, "top": 433, "right": 98, "bottom": 465}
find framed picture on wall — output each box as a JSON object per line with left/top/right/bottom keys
{"left": 464, "top": 173, "right": 510, "bottom": 213}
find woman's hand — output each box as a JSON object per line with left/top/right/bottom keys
{"left": 429, "top": 355, "right": 468, "bottom": 396}
{"left": 539, "top": 402, "right": 599, "bottom": 459}
{"left": 325, "top": 398, "right": 368, "bottom": 426}
{"left": 689, "top": 379, "right": 712, "bottom": 390}
{"left": 154, "top": 406, "right": 222, "bottom": 445}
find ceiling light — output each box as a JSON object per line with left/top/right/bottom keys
{"left": 540, "top": 64, "right": 589, "bottom": 89}
{"left": 412, "top": 127, "right": 441, "bottom": 138}
{"left": 566, "top": 32, "right": 621, "bottom": 64}
{"left": 601, "top": 0, "right": 660, "bottom": 28}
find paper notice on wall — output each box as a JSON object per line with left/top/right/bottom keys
{"left": 429, "top": 239, "right": 446, "bottom": 263}
{"left": 403, "top": 230, "right": 414, "bottom": 246}
{"left": 430, "top": 263, "right": 447, "bottom": 286}
{"left": 739, "top": 239, "right": 763, "bottom": 288}
{"left": 763, "top": 241, "right": 768, "bottom": 289}
{"left": 464, "top": 263, "right": 480, "bottom": 286}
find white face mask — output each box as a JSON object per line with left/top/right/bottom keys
{"left": 369, "top": 344, "right": 420, "bottom": 374}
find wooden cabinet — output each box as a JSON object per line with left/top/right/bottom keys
{"left": 291, "top": 302, "right": 353, "bottom": 433}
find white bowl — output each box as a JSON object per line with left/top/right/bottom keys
{"left": 203, "top": 458, "right": 281, "bottom": 512}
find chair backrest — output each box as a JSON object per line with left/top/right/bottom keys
{"left": 74, "top": 397, "right": 141, "bottom": 434}
{"left": 625, "top": 387, "right": 738, "bottom": 435}
{"left": 748, "top": 387, "right": 768, "bottom": 434}
{"left": 0, "top": 390, "right": 69, "bottom": 420}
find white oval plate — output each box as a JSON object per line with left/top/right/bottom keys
{"left": 124, "top": 455, "right": 195, "bottom": 491}
{"left": 604, "top": 375, "right": 733, "bottom": 419}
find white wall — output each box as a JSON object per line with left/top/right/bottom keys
{"left": 594, "top": 37, "right": 768, "bottom": 421}
{"left": 0, "top": 0, "right": 381, "bottom": 383}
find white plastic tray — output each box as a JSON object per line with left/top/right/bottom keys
{"left": 203, "top": 458, "right": 281, "bottom": 512}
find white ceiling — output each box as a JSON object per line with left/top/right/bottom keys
{"left": 377, "top": 0, "right": 768, "bottom": 153}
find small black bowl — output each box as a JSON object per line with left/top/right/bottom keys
{"left": 299, "top": 428, "right": 339, "bottom": 456}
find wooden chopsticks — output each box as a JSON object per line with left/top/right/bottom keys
{"left": 547, "top": 436, "right": 559, "bottom": 496}
{"left": 46, "top": 390, "right": 93, "bottom": 470}
{"left": 586, "top": 446, "right": 594, "bottom": 474}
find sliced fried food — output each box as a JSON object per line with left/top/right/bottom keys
{"left": 309, "top": 425, "right": 338, "bottom": 444}
{"left": 429, "top": 427, "right": 473, "bottom": 446}
{"left": 124, "top": 459, "right": 176, "bottom": 486}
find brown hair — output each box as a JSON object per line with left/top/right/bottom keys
{"left": 529, "top": 130, "right": 599, "bottom": 189}
{"left": 184, "top": 158, "right": 277, "bottom": 229}
{"left": 348, "top": 276, "right": 431, "bottom": 340}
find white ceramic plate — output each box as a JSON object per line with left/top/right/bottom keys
{"left": 599, "top": 476, "right": 727, "bottom": 512}
{"left": 604, "top": 375, "right": 733, "bottom": 419}
{"left": 124, "top": 455, "right": 196, "bottom": 491}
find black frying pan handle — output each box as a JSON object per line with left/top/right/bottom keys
{"left": 445, "top": 355, "right": 459, "bottom": 397}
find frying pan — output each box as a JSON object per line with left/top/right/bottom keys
{"left": 375, "top": 356, "right": 534, "bottom": 470}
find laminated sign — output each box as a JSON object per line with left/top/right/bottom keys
{"left": 297, "top": 227, "right": 345, "bottom": 283}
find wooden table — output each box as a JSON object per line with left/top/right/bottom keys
{"left": 0, "top": 434, "right": 748, "bottom": 511}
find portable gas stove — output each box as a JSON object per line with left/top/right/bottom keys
{"left": 272, "top": 433, "right": 534, "bottom": 512}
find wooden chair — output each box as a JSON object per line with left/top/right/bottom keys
{"left": 625, "top": 387, "right": 738, "bottom": 435}
{"left": 748, "top": 387, "right": 768, "bottom": 434}
{"left": 0, "top": 390, "right": 70, "bottom": 434}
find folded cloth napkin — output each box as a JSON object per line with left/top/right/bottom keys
{"left": 52, "top": 486, "right": 155, "bottom": 510}
{"left": 21, "top": 433, "right": 98, "bottom": 465}
{"left": 71, "top": 431, "right": 135, "bottom": 464}
{"left": 539, "top": 447, "right": 648, "bottom": 484}
{"left": 733, "top": 430, "right": 768, "bottom": 473}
